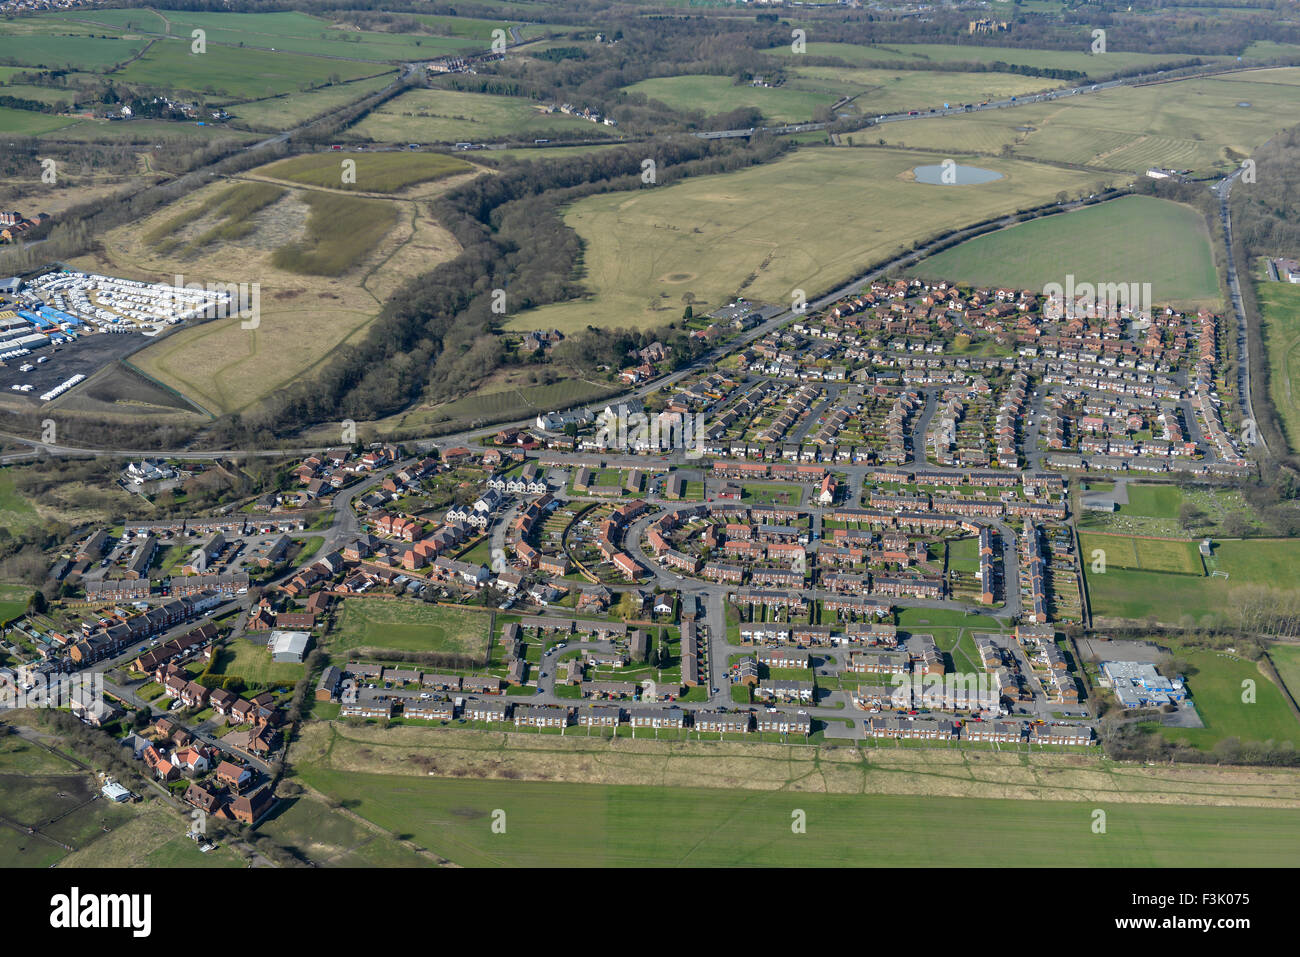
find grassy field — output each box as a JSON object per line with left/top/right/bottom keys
{"left": 1257, "top": 278, "right": 1300, "bottom": 453}
{"left": 258, "top": 151, "right": 473, "bottom": 193}
{"left": 1156, "top": 650, "right": 1300, "bottom": 750}
{"left": 506, "top": 146, "right": 1106, "bottom": 333}
{"left": 1269, "top": 643, "right": 1300, "bottom": 705}
{"left": 0, "top": 32, "right": 145, "bottom": 70}
{"left": 330, "top": 599, "right": 492, "bottom": 657}
{"left": 1078, "top": 531, "right": 1203, "bottom": 575}
{"left": 208, "top": 637, "right": 306, "bottom": 688}
{"left": 254, "top": 793, "right": 432, "bottom": 866}
{"left": 0, "top": 471, "right": 41, "bottom": 534}
{"left": 114, "top": 37, "right": 384, "bottom": 101}
{"left": 787, "top": 65, "right": 1058, "bottom": 116}
{"left": 909, "top": 196, "right": 1220, "bottom": 305}
{"left": 227, "top": 74, "right": 397, "bottom": 130}
{"left": 145, "top": 181, "right": 287, "bottom": 256}
{"left": 624, "top": 74, "right": 831, "bottom": 123}
{"left": 0, "top": 105, "right": 81, "bottom": 136}
{"left": 859, "top": 71, "right": 1299, "bottom": 175}
{"left": 1085, "top": 538, "right": 1300, "bottom": 623}
{"left": 294, "top": 764, "right": 1300, "bottom": 866}
{"left": 769, "top": 41, "right": 1208, "bottom": 79}
{"left": 351, "top": 88, "right": 621, "bottom": 143}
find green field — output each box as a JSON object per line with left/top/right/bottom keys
{"left": 769, "top": 41, "right": 1208, "bottom": 78}
{"left": 506, "top": 146, "right": 1105, "bottom": 333}
{"left": 1156, "top": 650, "right": 1300, "bottom": 749}
{"left": 1269, "top": 643, "right": 1300, "bottom": 704}
{"left": 0, "top": 105, "right": 80, "bottom": 135}
{"left": 910, "top": 196, "right": 1220, "bottom": 304}
{"left": 1257, "top": 278, "right": 1300, "bottom": 453}
{"left": 351, "top": 88, "right": 621, "bottom": 144}
{"left": 1085, "top": 538, "right": 1300, "bottom": 622}
{"left": 254, "top": 793, "right": 431, "bottom": 866}
{"left": 295, "top": 767, "right": 1300, "bottom": 866}
{"left": 0, "top": 30, "right": 145, "bottom": 70}
{"left": 114, "top": 37, "right": 384, "bottom": 101}
{"left": 787, "top": 65, "right": 1058, "bottom": 116}
{"left": 624, "top": 74, "right": 831, "bottom": 123}
{"left": 228, "top": 74, "right": 397, "bottom": 130}
{"left": 258, "top": 151, "right": 473, "bottom": 193}
{"left": 330, "top": 599, "right": 492, "bottom": 657}
{"left": 864, "top": 71, "right": 1298, "bottom": 175}
{"left": 0, "top": 471, "right": 40, "bottom": 533}
{"left": 208, "top": 637, "right": 306, "bottom": 688}
{"left": 1078, "top": 531, "right": 1203, "bottom": 575}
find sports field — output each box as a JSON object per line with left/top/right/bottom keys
{"left": 1078, "top": 531, "right": 1203, "bottom": 575}
{"left": 1156, "top": 650, "right": 1300, "bottom": 750}
{"left": 506, "top": 146, "right": 1105, "bottom": 333}
{"left": 352, "top": 88, "right": 621, "bottom": 144}
{"left": 330, "top": 599, "right": 492, "bottom": 657}
{"left": 623, "top": 74, "right": 831, "bottom": 123}
{"left": 858, "top": 71, "right": 1298, "bottom": 174}
{"left": 294, "top": 766, "right": 1300, "bottom": 867}
{"left": 1084, "top": 538, "right": 1300, "bottom": 623}
{"left": 1257, "top": 277, "right": 1300, "bottom": 453}
{"left": 258, "top": 152, "right": 473, "bottom": 193}
{"left": 909, "top": 196, "right": 1220, "bottom": 305}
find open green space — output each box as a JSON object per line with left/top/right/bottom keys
{"left": 228, "top": 74, "right": 397, "bottom": 130}
{"left": 1257, "top": 277, "right": 1300, "bottom": 453}
{"left": 330, "top": 599, "right": 491, "bottom": 657}
{"left": 769, "top": 41, "right": 1208, "bottom": 79}
{"left": 910, "top": 196, "right": 1219, "bottom": 305}
{"left": 0, "top": 105, "right": 80, "bottom": 135}
{"left": 255, "top": 793, "right": 431, "bottom": 866}
{"left": 295, "top": 767, "right": 1300, "bottom": 867}
{"left": 507, "top": 145, "right": 1104, "bottom": 333}
{"left": 624, "top": 74, "right": 830, "bottom": 123}
{"left": 114, "top": 37, "right": 384, "bottom": 101}
{"left": 1078, "top": 531, "right": 1203, "bottom": 575}
{"left": 350, "top": 88, "right": 621, "bottom": 143}
{"left": 1155, "top": 649, "right": 1299, "bottom": 749}
{"left": 258, "top": 151, "right": 473, "bottom": 193}
{"left": 208, "top": 637, "right": 306, "bottom": 688}
{"left": 1268, "top": 643, "right": 1300, "bottom": 705}
{"left": 787, "top": 65, "right": 1058, "bottom": 116}
{"left": 860, "top": 71, "right": 1297, "bottom": 175}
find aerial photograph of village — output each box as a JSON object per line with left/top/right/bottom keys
{"left": 0, "top": 0, "right": 1296, "bottom": 908}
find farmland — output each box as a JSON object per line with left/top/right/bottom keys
{"left": 1257, "top": 277, "right": 1300, "bottom": 453}
{"left": 624, "top": 74, "right": 831, "bottom": 123}
{"left": 786, "top": 66, "right": 1059, "bottom": 117}
{"left": 329, "top": 599, "right": 493, "bottom": 658}
{"left": 505, "top": 146, "right": 1106, "bottom": 333}
{"left": 227, "top": 74, "right": 398, "bottom": 131}
{"left": 767, "top": 42, "right": 1212, "bottom": 79}
{"left": 291, "top": 719, "right": 1300, "bottom": 867}
{"left": 858, "top": 71, "right": 1299, "bottom": 175}
{"left": 350, "top": 88, "right": 622, "bottom": 144}
{"left": 909, "top": 196, "right": 1220, "bottom": 306}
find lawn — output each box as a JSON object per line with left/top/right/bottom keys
{"left": 208, "top": 637, "right": 305, "bottom": 688}
{"left": 505, "top": 146, "right": 1105, "bottom": 333}
{"left": 351, "top": 88, "right": 621, "bottom": 144}
{"left": 909, "top": 196, "right": 1220, "bottom": 306}
{"left": 330, "top": 599, "right": 492, "bottom": 657}
{"left": 1156, "top": 650, "right": 1300, "bottom": 750}
{"left": 623, "top": 74, "right": 831, "bottom": 123}
{"left": 1257, "top": 278, "right": 1300, "bottom": 454}
{"left": 295, "top": 767, "right": 1300, "bottom": 867}
{"left": 257, "top": 151, "right": 473, "bottom": 193}
{"left": 1084, "top": 538, "right": 1300, "bottom": 623}
{"left": 1077, "top": 531, "right": 1203, "bottom": 575}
